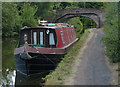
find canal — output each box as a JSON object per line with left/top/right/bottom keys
{"left": 1, "top": 37, "right": 48, "bottom": 86}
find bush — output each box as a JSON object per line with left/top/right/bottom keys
{"left": 2, "top": 3, "right": 38, "bottom": 37}
{"left": 103, "top": 2, "right": 119, "bottom": 62}
{"left": 2, "top": 3, "right": 20, "bottom": 36}
{"left": 67, "top": 17, "right": 83, "bottom": 38}
{"left": 20, "top": 3, "right": 38, "bottom": 27}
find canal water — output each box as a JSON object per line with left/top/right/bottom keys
{"left": 1, "top": 38, "right": 49, "bottom": 86}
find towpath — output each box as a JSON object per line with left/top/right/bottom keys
{"left": 66, "top": 28, "right": 118, "bottom": 85}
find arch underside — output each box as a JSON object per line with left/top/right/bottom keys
{"left": 54, "top": 14, "right": 100, "bottom": 28}
{"left": 53, "top": 13, "right": 101, "bottom": 28}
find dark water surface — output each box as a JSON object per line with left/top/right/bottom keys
{"left": 1, "top": 38, "right": 48, "bottom": 86}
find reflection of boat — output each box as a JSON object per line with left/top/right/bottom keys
{"left": 14, "top": 22, "right": 78, "bottom": 75}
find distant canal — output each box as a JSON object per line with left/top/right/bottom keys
{"left": 1, "top": 37, "right": 47, "bottom": 86}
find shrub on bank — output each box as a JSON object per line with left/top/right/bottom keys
{"left": 67, "top": 17, "right": 83, "bottom": 38}
{"left": 103, "top": 2, "right": 119, "bottom": 63}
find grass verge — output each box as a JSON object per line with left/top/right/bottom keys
{"left": 43, "top": 30, "right": 90, "bottom": 85}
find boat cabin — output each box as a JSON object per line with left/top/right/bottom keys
{"left": 19, "top": 23, "right": 77, "bottom": 49}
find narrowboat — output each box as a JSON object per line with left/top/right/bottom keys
{"left": 14, "top": 21, "right": 78, "bottom": 75}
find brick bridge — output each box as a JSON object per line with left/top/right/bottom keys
{"left": 46, "top": 8, "right": 104, "bottom": 28}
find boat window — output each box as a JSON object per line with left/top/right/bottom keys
{"left": 49, "top": 33, "right": 55, "bottom": 45}
{"left": 39, "top": 32, "right": 44, "bottom": 45}
{"left": 33, "top": 32, "right": 37, "bottom": 44}
{"left": 60, "top": 31, "right": 65, "bottom": 43}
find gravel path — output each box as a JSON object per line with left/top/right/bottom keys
{"left": 73, "top": 29, "right": 114, "bottom": 85}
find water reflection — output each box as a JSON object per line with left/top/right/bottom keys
{"left": 2, "top": 38, "right": 17, "bottom": 76}
{"left": 2, "top": 37, "right": 17, "bottom": 86}
{"left": 2, "top": 70, "right": 16, "bottom": 86}
{"left": 1, "top": 70, "right": 48, "bottom": 86}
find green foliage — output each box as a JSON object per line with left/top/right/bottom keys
{"left": 67, "top": 17, "right": 83, "bottom": 38}
{"left": 52, "top": 2, "right": 103, "bottom": 9}
{"left": 78, "top": 2, "right": 103, "bottom": 8}
{"left": 64, "top": 2, "right": 79, "bottom": 9}
{"left": 80, "top": 16, "right": 96, "bottom": 29}
{"left": 20, "top": 3, "right": 38, "bottom": 27}
{"left": 52, "top": 2, "right": 74, "bottom": 10}
{"left": 2, "top": 38, "right": 17, "bottom": 76}
{"left": 103, "top": 2, "right": 119, "bottom": 62}
{"left": 2, "top": 2, "right": 38, "bottom": 37}
{"left": 2, "top": 2, "right": 20, "bottom": 36}
{"left": 32, "top": 2, "right": 54, "bottom": 18}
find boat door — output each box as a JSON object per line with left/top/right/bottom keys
{"left": 32, "top": 29, "right": 45, "bottom": 46}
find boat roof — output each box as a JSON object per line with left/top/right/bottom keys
{"left": 21, "top": 23, "right": 73, "bottom": 30}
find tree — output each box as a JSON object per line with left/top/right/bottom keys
{"left": 2, "top": 2, "right": 20, "bottom": 36}
{"left": 67, "top": 17, "right": 83, "bottom": 38}
{"left": 32, "top": 2, "right": 54, "bottom": 19}
{"left": 103, "top": 2, "right": 119, "bottom": 62}
{"left": 78, "top": 2, "right": 103, "bottom": 9}
{"left": 20, "top": 3, "right": 38, "bottom": 27}
{"left": 2, "top": 2, "right": 38, "bottom": 36}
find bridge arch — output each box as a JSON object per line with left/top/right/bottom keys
{"left": 47, "top": 8, "right": 104, "bottom": 28}
{"left": 54, "top": 13, "right": 100, "bottom": 28}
